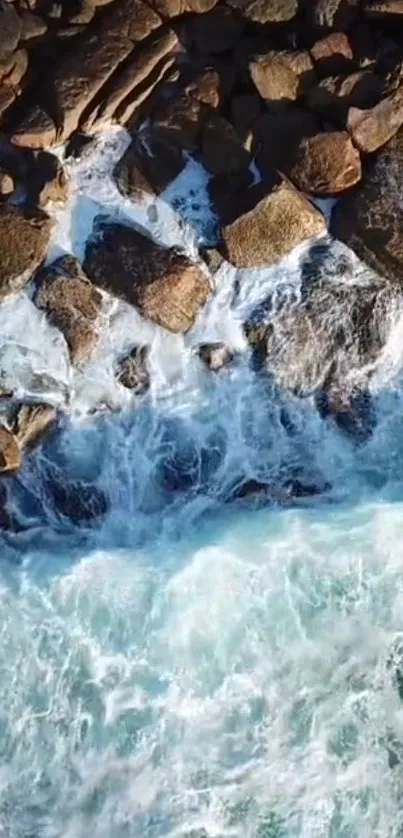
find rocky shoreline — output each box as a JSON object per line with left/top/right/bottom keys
{"left": 1, "top": 0, "right": 403, "bottom": 526}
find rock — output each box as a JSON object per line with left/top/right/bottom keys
{"left": 114, "top": 131, "right": 184, "bottom": 200}
{"left": 115, "top": 54, "right": 177, "bottom": 126}
{"left": 255, "top": 108, "right": 320, "bottom": 176}
{"left": 0, "top": 2, "right": 21, "bottom": 63}
{"left": 64, "top": 131, "right": 94, "bottom": 160}
{"left": 349, "top": 22, "right": 377, "bottom": 69}
{"left": 230, "top": 93, "right": 261, "bottom": 134}
{"left": 0, "top": 425, "right": 20, "bottom": 473}
{"left": 84, "top": 221, "right": 210, "bottom": 333}
{"left": 315, "top": 373, "right": 375, "bottom": 441}
{"left": 347, "top": 87, "right": 403, "bottom": 153}
{"left": 200, "top": 112, "right": 251, "bottom": 175}
{"left": 148, "top": 0, "right": 217, "bottom": 16}
{"left": 153, "top": 93, "right": 206, "bottom": 151}
{"left": 0, "top": 204, "right": 52, "bottom": 301}
{"left": 0, "top": 169, "right": 14, "bottom": 196}
{"left": 310, "top": 32, "right": 354, "bottom": 76}
{"left": 208, "top": 167, "right": 254, "bottom": 220}
{"left": 305, "top": 0, "right": 360, "bottom": 35}
{"left": 13, "top": 403, "right": 56, "bottom": 449}
{"left": 115, "top": 345, "right": 150, "bottom": 392}
{"left": 221, "top": 177, "right": 326, "bottom": 268}
{"left": 185, "top": 69, "right": 224, "bottom": 109}
{"left": 289, "top": 131, "right": 362, "bottom": 195}
{"left": 200, "top": 246, "right": 224, "bottom": 273}
{"left": 307, "top": 70, "right": 384, "bottom": 126}
{"left": 363, "top": 1, "right": 403, "bottom": 19}
{"left": 35, "top": 255, "right": 102, "bottom": 365}
{"left": 1, "top": 49, "right": 29, "bottom": 93}
{"left": 49, "top": 477, "right": 109, "bottom": 524}
{"left": 185, "top": 7, "right": 243, "bottom": 54}
{"left": 225, "top": 0, "right": 298, "bottom": 25}
{"left": 27, "top": 151, "right": 69, "bottom": 206}
{"left": 250, "top": 49, "right": 315, "bottom": 105}
{"left": 19, "top": 10, "right": 47, "bottom": 40}
{"left": 11, "top": 105, "right": 57, "bottom": 149}
{"left": 0, "top": 86, "right": 15, "bottom": 118}
{"left": 331, "top": 127, "right": 403, "bottom": 283}
{"left": 198, "top": 342, "right": 234, "bottom": 371}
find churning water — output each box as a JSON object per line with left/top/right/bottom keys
{"left": 2, "top": 128, "right": 403, "bottom": 837}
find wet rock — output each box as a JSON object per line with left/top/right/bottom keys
{"left": 0, "top": 204, "right": 52, "bottom": 301}
{"left": 0, "top": 2, "right": 21, "bottom": 62}
{"left": 13, "top": 403, "right": 57, "bottom": 449}
{"left": 310, "top": 32, "right": 354, "bottom": 76}
{"left": 198, "top": 342, "right": 234, "bottom": 371}
{"left": 0, "top": 169, "right": 14, "bottom": 196}
{"left": 289, "top": 131, "right": 362, "bottom": 195}
{"left": 315, "top": 372, "right": 375, "bottom": 441}
{"left": 0, "top": 425, "right": 20, "bottom": 473}
{"left": 115, "top": 345, "right": 150, "bottom": 392}
{"left": 347, "top": 87, "right": 403, "bottom": 153}
{"left": 35, "top": 255, "right": 102, "bottom": 365}
{"left": 186, "top": 7, "right": 243, "bottom": 54}
{"left": 200, "top": 112, "right": 250, "bottom": 175}
{"left": 250, "top": 49, "right": 315, "bottom": 105}
{"left": 307, "top": 70, "right": 384, "bottom": 126}
{"left": 27, "top": 151, "right": 69, "bottom": 206}
{"left": 50, "top": 477, "right": 109, "bottom": 524}
{"left": 200, "top": 246, "right": 224, "bottom": 274}
{"left": 221, "top": 177, "right": 326, "bottom": 269}
{"left": 153, "top": 93, "right": 206, "bottom": 151}
{"left": 114, "top": 131, "right": 184, "bottom": 200}
{"left": 11, "top": 105, "right": 57, "bottom": 149}
{"left": 305, "top": 0, "right": 360, "bottom": 36}
{"left": 331, "top": 128, "right": 403, "bottom": 283}
{"left": 84, "top": 220, "right": 210, "bottom": 333}
{"left": 225, "top": 0, "right": 298, "bottom": 25}
{"left": 255, "top": 108, "right": 320, "bottom": 176}
{"left": 64, "top": 131, "right": 95, "bottom": 160}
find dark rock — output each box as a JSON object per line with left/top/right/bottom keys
{"left": 64, "top": 131, "right": 94, "bottom": 160}
{"left": 0, "top": 425, "right": 20, "bottom": 473}
{"left": 221, "top": 177, "right": 326, "bottom": 268}
{"left": 349, "top": 22, "right": 378, "bottom": 69}
{"left": 250, "top": 49, "right": 315, "bottom": 105}
{"left": 307, "top": 70, "right": 384, "bottom": 126}
{"left": 310, "top": 32, "right": 355, "bottom": 76}
{"left": 198, "top": 342, "right": 234, "bottom": 370}
{"left": 305, "top": 0, "right": 360, "bottom": 36}
{"left": 0, "top": 2, "right": 21, "bottom": 63}
{"left": 315, "top": 372, "right": 375, "bottom": 441}
{"left": 84, "top": 220, "right": 210, "bottom": 333}
{"left": 11, "top": 105, "right": 57, "bottom": 149}
{"left": 13, "top": 403, "right": 57, "bottom": 450}
{"left": 208, "top": 167, "right": 254, "bottom": 220}
{"left": 225, "top": 0, "right": 298, "bottom": 25}
{"left": 35, "top": 255, "right": 102, "bottom": 365}
{"left": 289, "top": 131, "right": 362, "bottom": 195}
{"left": 19, "top": 10, "right": 47, "bottom": 40}
{"left": 0, "top": 204, "right": 52, "bottom": 301}
{"left": 255, "top": 108, "right": 320, "bottom": 176}
{"left": 27, "top": 151, "right": 69, "bottom": 206}
{"left": 153, "top": 93, "right": 206, "bottom": 151}
{"left": 363, "top": 1, "right": 403, "bottom": 21}
{"left": 185, "top": 69, "right": 224, "bottom": 109}
{"left": 200, "top": 112, "right": 250, "bottom": 175}
{"left": 115, "top": 345, "right": 150, "bottom": 392}
{"left": 114, "top": 131, "right": 184, "bottom": 200}
{"left": 230, "top": 93, "right": 261, "bottom": 135}
{"left": 50, "top": 477, "right": 109, "bottom": 524}
{"left": 347, "top": 86, "right": 403, "bottom": 153}
{"left": 185, "top": 7, "right": 243, "bottom": 54}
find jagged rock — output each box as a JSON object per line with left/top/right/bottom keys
{"left": 19, "top": 10, "right": 47, "bottom": 40}
{"left": 0, "top": 170, "right": 14, "bottom": 196}
{"left": 200, "top": 112, "right": 250, "bottom": 175}
{"left": 186, "top": 7, "right": 243, "bottom": 54}
{"left": 250, "top": 49, "right": 315, "bottom": 105}
{"left": 347, "top": 87, "right": 403, "bottom": 153}
{"left": 221, "top": 177, "right": 326, "bottom": 268}
{"left": 255, "top": 108, "right": 320, "bottom": 176}
{"left": 27, "top": 152, "right": 69, "bottom": 206}
{"left": 289, "top": 131, "right": 362, "bottom": 195}
{"left": 114, "top": 131, "right": 184, "bottom": 200}
{"left": 49, "top": 477, "right": 109, "bottom": 524}
{"left": 0, "top": 425, "right": 20, "bottom": 473}
{"left": 153, "top": 93, "right": 206, "bottom": 151}
{"left": 310, "top": 32, "right": 354, "bottom": 76}
{"left": 115, "top": 345, "right": 150, "bottom": 392}
{"left": 198, "top": 342, "right": 234, "bottom": 370}
{"left": 305, "top": 0, "right": 360, "bottom": 35}
{"left": 85, "top": 220, "right": 210, "bottom": 333}
{"left": 0, "top": 2, "right": 21, "bottom": 63}
{"left": 225, "top": 0, "right": 298, "bottom": 25}
{"left": 331, "top": 127, "right": 403, "bottom": 283}
{"left": 13, "top": 403, "right": 56, "bottom": 449}
{"left": 307, "top": 70, "right": 384, "bottom": 126}
{"left": 35, "top": 255, "right": 102, "bottom": 365}
{"left": 0, "top": 204, "right": 52, "bottom": 301}
{"left": 116, "top": 54, "right": 177, "bottom": 126}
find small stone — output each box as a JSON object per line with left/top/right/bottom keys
{"left": 200, "top": 246, "right": 224, "bottom": 274}
{"left": 115, "top": 345, "right": 150, "bottom": 392}
{"left": 198, "top": 343, "right": 234, "bottom": 371}
{"left": 0, "top": 425, "right": 20, "bottom": 473}
{"left": 0, "top": 169, "right": 14, "bottom": 196}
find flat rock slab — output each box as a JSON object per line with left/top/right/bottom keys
{"left": 289, "top": 131, "right": 362, "bottom": 195}
{"left": 0, "top": 204, "right": 52, "bottom": 300}
{"left": 221, "top": 177, "right": 327, "bottom": 268}
{"left": 84, "top": 221, "right": 210, "bottom": 333}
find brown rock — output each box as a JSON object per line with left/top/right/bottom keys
{"left": 363, "top": 1, "right": 403, "bottom": 18}
{"left": 0, "top": 169, "right": 14, "bottom": 196}
{"left": 225, "top": 0, "right": 298, "bottom": 25}
{"left": 19, "top": 11, "right": 47, "bottom": 40}
{"left": 255, "top": 108, "right": 320, "bottom": 176}
{"left": 186, "top": 7, "right": 243, "bottom": 54}
{"left": 27, "top": 151, "right": 69, "bottom": 206}
{"left": 100, "top": 0, "right": 162, "bottom": 41}
{"left": 11, "top": 105, "right": 56, "bottom": 149}
{"left": 115, "top": 345, "right": 150, "bottom": 391}
{"left": 1, "top": 49, "right": 29, "bottom": 93}
{"left": 347, "top": 87, "right": 403, "bottom": 153}
{"left": 185, "top": 69, "right": 223, "bottom": 109}
{"left": 0, "top": 204, "right": 52, "bottom": 301}
{"left": 331, "top": 127, "right": 403, "bottom": 283}
{"left": 307, "top": 70, "right": 384, "bottom": 126}
{"left": 153, "top": 93, "right": 206, "bottom": 151}
{"left": 289, "top": 131, "right": 362, "bottom": 195}
{"left": 305, "top": 0, "right": 360, "bottom": 35}
{"left": 13, "top": 403, "right": 56, "bottom": 449}
{"left": 84, "top": 221, "right": 210, "bottom": 333}
{"left": 0, "top": 425, "right": 20, "bottom": 473}
{"left": 221, "top": 177, "right": 327, "bottom": 268}
{"left": 35, "top": 255, "right": 102, "bottom": 365}
{"left": 148, "top": 0, "right": 218, "bottom": 16}
{"left": 200, "top": 113, "right": 251, "bottom": 175}
{"left": 114, "top": 131, "right": 184, "bottom": 199}
{"left": 198, "top": 342, "right": 234, "bottom": 371}
{"left": 0, "top": 3, "right": 21, "bottom": 63}
{"left": 310, "top": 32, "right": 354, "bottom": 76}
{"left": 116, "top": 54, "right": 177, "bottom": 126}
{"left": 250, "top": 49, "right": 315, "bottom": 105}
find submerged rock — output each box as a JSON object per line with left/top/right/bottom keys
{"left": 115, "top": 346, "right": 150, "bottom": 392}
{"left": 49, "top": 476, "right": 109, "bottom": 524}
{"left": 84, "top": 220, "right": 210, "bottom": 333}
{"left": 0, "top": 204, "right": 52, "bottom": 301}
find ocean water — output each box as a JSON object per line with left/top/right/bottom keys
{"left": 1, "top": 128, "right": 403, "bottom": 837}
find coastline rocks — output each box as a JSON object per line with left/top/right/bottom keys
{"left": 84, "top": 221, "right": 210, "bottom": 332}
{"left": 310, "top": 32, "right": 354, "bottom": 76}
{"left": 250, "top": 49, "right": 315, "bottom": 105}
{"left": 13, "top": 403, "right": 57, "bottom": 449}
{"left": 346, "top": 87, "right": 403, "bottom": 153}
{"left": 185, "top": 7, "right": 243, "bottom": 54}
{"left": 225, "top": 0, "right": 298, "bottom": 25}
{"left": 0, "top": 425, "right": 20, "bottom": 473}
{"left": 34, "top": 255, "right": 102, "bottom": 365}
{"left": 115, "top": 345, "right": 150, "bottom": 392}
{"left": 289, "top": 131, "right": 362, "bottom": 195}
{"left": 221, "top": 177, "right": 326, "bottom": 268}
{"left": 198, "top": 342, "right": 234, "bottom": 371}
{"left": 0, "top": 204, "right": 52, "bottom": 301}
{"left": 50, "top": 477, "right": 109, "bottom": 524}
{"left": 114, "top": 132, "right": 185, "bottom": 200}
{"left": 307, "top": 70, "right": 383, "bottom": 125}
{"left": 200, "top": 113, "right": 251, "bottom": 174}
{"left": 0, "top": 3, "right": 21, "bottom": 62}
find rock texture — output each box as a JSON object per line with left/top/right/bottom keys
{"left": 85, "top": 221, "right": 210, "bottom": 333}
{"left": 250, "top": 49, "right": 315, "bottom": 104}
{"left": 347, "top": 87, "right": 403, "bottom": 152}
{"left": 0, "top": 425, "right": 20, "bottom": 473}
{"left": 13, "top": 403, "right": 56, "bottom": 449}
{"left": 289, "top": 131, "right": 362, "bottom": 195}
{"left": 114, "top": 131, "right": 184, "bottom": 200}
{"left": 0, "top": 205, "right": 52, "bottom": 301}
{"left": 226, "top": 0, "right": 298, "bottom": 24}
{"left": 115, "top": 346, "right": 150, "bottom": 392}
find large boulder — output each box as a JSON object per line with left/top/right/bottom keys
{"left": 250, "top": 49, "right": 315, "bottom": 105}
{"left": 114, "top": 131, "right": 185, "bottom": 200}
{"left": 34, "top": 255, "right": 102, "bottom": 365}
{"left": 84, "top": 221, "right": 210, "bottom": 333}
{"left": 331, "top": 127, "right": 403, "bottom": 283}
{"left": 221, "top": 177, "right": 326, "bottom": 268}
{"left": 346, "top": 87, "right": 403, "bottom": 153}
{"left": 225, "top": 0, "right": 298, "bottom": 25}
{"left": 289, "top": 131, "right": 362, "bottom": 195}
{"left": 0, "top": 204, "right": 52, "bottom": 301}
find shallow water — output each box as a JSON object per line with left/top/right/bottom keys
{"left": 1, "top": 127, "right": 403, "bottom": 837}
